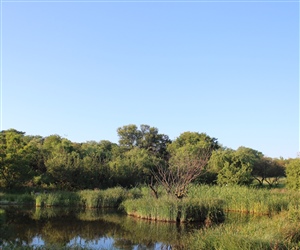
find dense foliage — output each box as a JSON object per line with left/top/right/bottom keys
{"left": 0, "top": 125, "right": 290, "bottom": 190}
{"left": 286, "top": 158, "right": 300, "bottom": 190}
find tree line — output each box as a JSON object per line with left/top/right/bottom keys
{"left": 0, "top": 125, "right": 298, "bottom": 192}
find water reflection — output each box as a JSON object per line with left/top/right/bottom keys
{"left": 0, "top": 206, "right": 199, "bottom": 249}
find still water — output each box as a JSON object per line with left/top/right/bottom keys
{"left": 0, "top": 206, "right": 202, "bottom": 249}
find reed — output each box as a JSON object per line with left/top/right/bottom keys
{"left": 121, "top": 196, "right": 176, "bottom": 221}
{"left": 35, "top": 187, "right": 127, "bottom": 208}
{"left": 126, "top": 186, "right": 143, "bottom": 199}
{"left": 78, "top": 187, "right": 127, "bottom": 208}
{"left": 121, "top": 195, "right": 224, "bottom": 223}
{"left": 122, "top": 184, "right": 299, "bottom": 224}
{"left": 0, "top": 192, "right": 34, "bottom": 205}
{"left": 287, "top": 193, "right": 300, "bottom": 222}
{"left": 35, "top": 191, "right": 80, "bottom": 207}
{"left": 187, "top": 184, "right": 292, "bottom": 215}
{"left": 182, "top": 210, "right": 300, "bottom": 250}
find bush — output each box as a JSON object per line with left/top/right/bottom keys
{"left": 286, "top": 158, "right": 300, "bottom": 190}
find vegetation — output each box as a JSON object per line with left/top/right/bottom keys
{"left": 122, "top": 195, "right": 224, "bottom": 223}
{"left": 34, "top": 187, "right": 128, "bottom": 208}
{"left": 0, "top": 125, "right": 298, "bottom": 249}
{"left": 286, "top": 158, "right": 300, "bottom": 190}
{"left": 1, "top": 185, "right": 300, "bottom": 249}
{"left": 120, "top": 184, "right": 299, "bottom": 225}
{"left": 151, "top": 132, "right": 217, "bottom": 199}
{"left": 78, "top": 187, "right": 127, "bottom": 208}
{"left": 0, "top": 184, "right": 300, "bottom": 249}
{"left": 0, "top": 125, "right": 291, "bottom": 191}
{"left": 182, "top": 211, "right": 300, "bottom": 250}
{"left": 0, "top": 192, "right": 34, "bottom": 205}
{"left": 186, "top": 185, "right": 296, "bottom": 215}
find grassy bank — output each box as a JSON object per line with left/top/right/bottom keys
{"left": 187, "top": 185, "right": 298, "bottom": 215}
{"left": 0, "top": 187, "right": 130, "bottom": 208}
{"left": 1, "top": 184, "right": 299, "bottom": 219}
{"left": 182, "top": 211, "right": 300, "bottom": 250}
{"left": 121, "top": 184, "right": 300, "bottom": 225}
{"left": 1, "top": 184, "right": 300, "bottom": 249}
{"left": 0, "top": 192, "right": 35, "bottom": 205}
{"left": 122, "top": 195, "right": 225, "bottom": 223}
{"left": 35, "top": 187, "right": 129, "bottom": 208}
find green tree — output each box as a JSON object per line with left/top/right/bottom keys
{"left": 23, "top": 136, "right": 47, "bottom": 187}
{"left": 117, "top": 124, "right": 142, "bottom": 149}
{"left": 252, "top": 157, "right": 285, "bottom": 186}
{"left": 209, "top": 146, "right": 262, "bottom": 186}
{"left": 117, "top": 124, "right": 171, "bottom": 158}
{"left": 45, "top": 150, "right": 82, "bottom": 190}
{"left": 43, "top": 136, "right": 82, "bottom": 190}
{"left": 167, "top": 131, "right": 219, "bottom": 153}
{"left": 217, "top": 161, "right": 252, "bottom": 186}
{"left": 80, "top": 140, "right": 117, "bottom": 189}
{"left": 0, "top": 129, "right": 34, "bottom": 188}
{"left": 109, "top": 147, "right": 158, "bottom": 187}
{"left": 286, "top": 158, "right": 300, "bottom": 190}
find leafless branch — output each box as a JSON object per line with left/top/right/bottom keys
{"left": 151, "top": 147, "right": 212, "bottom": 199}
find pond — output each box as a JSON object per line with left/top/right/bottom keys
{"left": 0, "top": 206, "right": 204, "bottom": 249}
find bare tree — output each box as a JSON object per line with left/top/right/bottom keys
{"left": 151, "top": 147, "right": 212, "bottom": 199}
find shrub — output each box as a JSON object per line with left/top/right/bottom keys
{"left": 286, "top": 158, "right": 300, "bottom": 190}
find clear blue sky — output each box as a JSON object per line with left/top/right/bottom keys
{"left": 1, "top": 0, "right": 299, "bottom": 159}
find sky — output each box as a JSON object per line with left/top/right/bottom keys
{"left": 0, "top": 0, "right": 299, "bottom": 159}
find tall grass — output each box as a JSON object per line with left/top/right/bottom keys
{"left": 121, "top": 195, "right": 225, "bottom": 223}
{"left": 0, "top": 192, "right": 34, "bottom": 205}
{"left": 122, "top": 196, "right": 179, "bottom": 221}
{"left": 122, "top": 184, "right": 300, "bottom": 224}
{"left": 182, "top": 211, "right": 300, "bottom": 250}
{"left": 187, "top": 185, "right": 294, "bottom": 215}
{"left": 287, "top": 196, "right": 300, "bottom": 222}
{"left": 78, "top": 187, "right": 127, "bottom": 208}
{"left": 35, "top": 187, "right": 128, "bottom": 208}
{"left": 35, "top": 191, "right": 80, "bottom": 207}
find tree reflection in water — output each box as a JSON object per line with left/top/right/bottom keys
{"left": 0, "top": 206, "right": 199, "bottom": 249}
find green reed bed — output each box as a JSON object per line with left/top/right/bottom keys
{"left": 288, "top": 197, "right": 300, "bottom": 222}
{"left": 187, "top": 185, "right": 293, "bottom": 215}
{"left": 0, "top": 192, "right": 35, "bottom": 205}
{"left": 122, "top": 196, "right": 179, "bottom": 221}
{"left": 35, "top": 191, "right": 80, "bottom": 207}
{"left": 121, "top": 195, "right": 224, "bottom": 223}
{"left": 78, "top": 187, "right": 127, "bottom": 208}
{"left": 182, "top": 211, "right": 300, "bottom": 250}
{"left": 35, "top": 187, "right": 128, "bottom": 208}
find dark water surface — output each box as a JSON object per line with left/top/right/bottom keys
{"left": 0, "top": 206, "right": 202, "bottom": 249}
